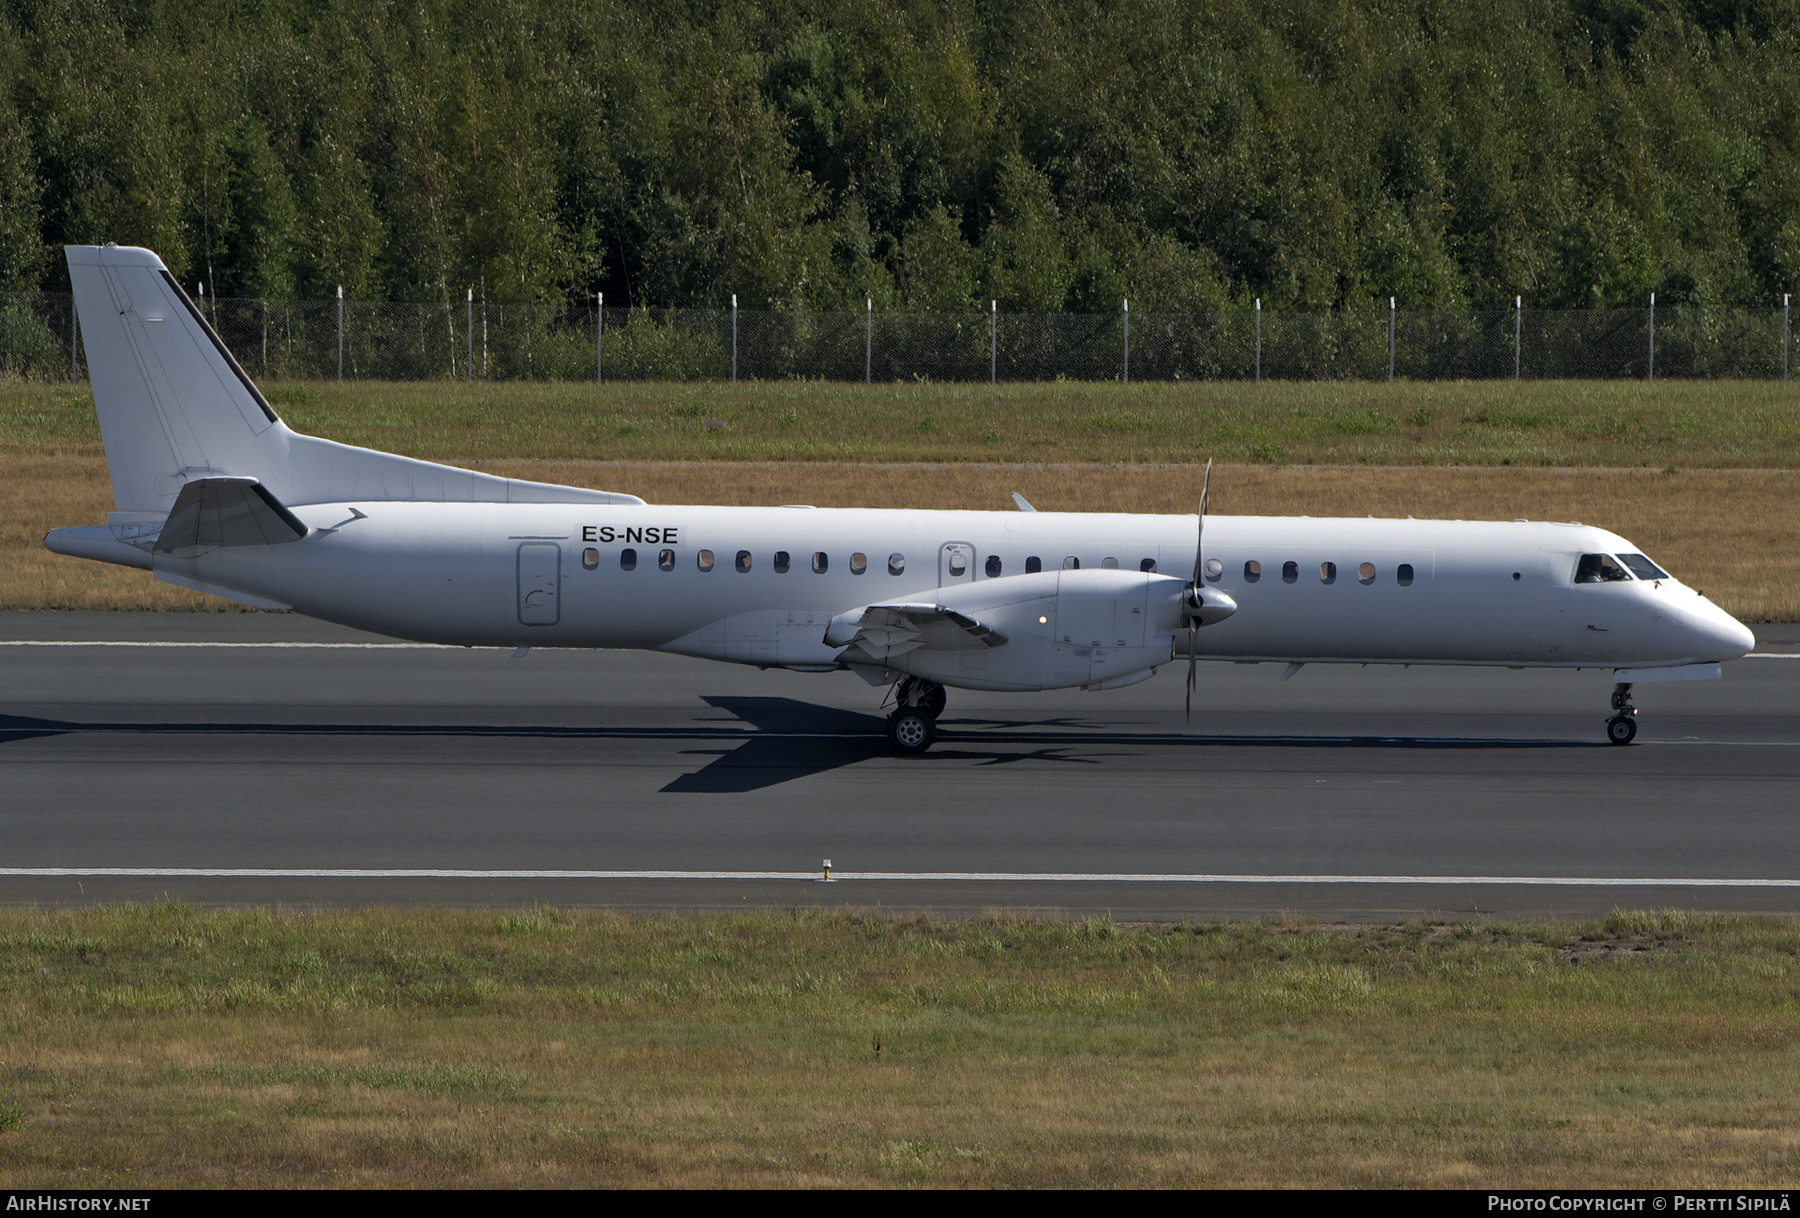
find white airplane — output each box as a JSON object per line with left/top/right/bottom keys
{"left": 46, "top": 244, "right": 1756, "bottom": 752}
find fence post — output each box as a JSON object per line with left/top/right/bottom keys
{"left": 70, "top": 297, "right": 78, "bottom": 384}
{"left": 990, "top": 300, "right": 996, "bottom": 385}
{"left": 1786, "top": 294, "right": 1790, "bottom": 383}
{"left": 1254, "top": 298, "right": 1261, "bottom": 384}
{"left": 1122, "top": 298, "right": 1130, "bottom": 384}
{"left": 596, "top": 292, "right": 603, "bottom": 384}
{"left": 466, "top": 290, "right": 473, "bottom": 382}
{"left": 865, "top": 298, "right": 872, "bottom": 384}
{"left": 731, "top": 294, "right": 738, "bottom": 383}
{"left": 1647, "top": 292, "right": 1655, "bottom": 381}
{"left": 1515, "top": 296, "right": 1521, "bottom": 381}
{"left": 1388, "top": 296, "right": 1395, "bottom": 381}
{"left": 197, "top": 282, "right": 204, "bottom": 324}
{"left": 336, "top": 286, "right": 344, "bottom": 382}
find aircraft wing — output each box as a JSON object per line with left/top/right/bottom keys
{"left": 824, "top": 603, "right": 1008, "bottom": 661}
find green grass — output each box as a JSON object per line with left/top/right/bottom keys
{"left": 0, "top": 904, "right": 1797, "bottom": 1186}
{"left": 6, "top": 378, "right": 1800, "bottom": 467}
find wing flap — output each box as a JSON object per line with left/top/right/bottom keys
{"left": 825, "top": 603, "right": 1008, "bottom": 661}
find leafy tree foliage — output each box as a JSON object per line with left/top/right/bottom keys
{"left": 1, "top": 0, "right": 1796, "bottom": 309}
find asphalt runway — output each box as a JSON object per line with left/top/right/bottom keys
{"left": 2, "top": 611, "right": 1798, "bottom": 920}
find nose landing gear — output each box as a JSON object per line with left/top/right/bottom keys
{"left": 1606, "top": 682, "right": 1638, "bottom": 746}
{"left": 885, "top": 677, "right": 946, "bottom": 754}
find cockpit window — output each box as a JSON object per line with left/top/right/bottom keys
{"left": 1618, "top": 553, "right": 1669, "bottom": 581}
{"left": 1575, "top": 553, "right": 1632, "bottom": 584}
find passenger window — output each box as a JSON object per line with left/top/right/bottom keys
{"left": 1575, "top": 553, "right": 1631, "bottom": 584}
{"left": 812, "top": 551, "right": 829, "bottom": 574}
{"left": 850, "top": 552, "right": 868, "bottom": 575}
{"left": 774, "top": 550, "right": 791, "bottom": 574}
{"left": 1618, "top": 553, "right": 1669, "bottom": 581}
{"left": 1282, "top": 561, "right": 1298, "bottom": 584}
{"left": 1397, "top": 563, "right": 1414, "bottom": 586}
{"left": 1205, "top": 558, "right": 1223, "bottom": 581}
{"left": 1244, "top": 560, "right": 1261, "bottom": 583}
{"left": 1140, "top": 558, "right": 1157, "bottom": 573}
{"left": 986, "top": 555, "right": 1003, "bottom": 578}
{"left": 735, "top": 550, "right": 752, "bottom": 573}
{"left": 947, "top": 551, "right": 966, "bottom": 576}
{"left": 1062, "top": 556, "right": 1080, "bottom": 570}
{"left": 620, "top": 547, "right": 637, "bottom": 572}
{"left": 697, "top": 549, "right": 715, "bottom": 572}
{"left": 1026, "top": 556, "right": 1042, "bottom": 574}
{"left": 1101, "top": 557, "right": 1119, "bottom": 569}
{"left": 888, "top": 553, "right": 905, "bottom": 576}
{"left": 658, "top": 548, "right": 675, "bottom": 571}
{"left": 582, "top": 547, "right": 599, "bottom": 570}
{"left": 1358, "top": 562, "right": 1375, "bottom": 585}
{"left": 1320, "top": 562, "right": 1336, "bottom": 585}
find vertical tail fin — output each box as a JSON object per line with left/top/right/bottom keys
{"left": 68, "top": 244, "right": 282, "bottom": 512}
{"left": 66, "top": 245, "right": 643, "bottom": 510}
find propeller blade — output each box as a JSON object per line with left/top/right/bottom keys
{"left": 1185, "top": 624, "right": 1196, "bottom": 721}
{"left": 1186, "top": 459, "right": 1212, "bottom": 723}
{"left": 1190, "top": 458, "right": 1213, "bottom": 607}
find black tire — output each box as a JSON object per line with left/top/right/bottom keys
{"left": 917, "top": 684, "right": 947, "bottom": 720}
{"left": 886, "top": 709, "right": 936, "bottom": 755}
{"left": 1606, "top": 715, "right": 1638, "bottom": 746}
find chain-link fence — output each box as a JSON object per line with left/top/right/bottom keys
{"left": 2, "top": 292, "right": 1792, "bottom": 384}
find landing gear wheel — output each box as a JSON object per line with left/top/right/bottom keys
{"left": 886, "top": 708, "right": 937, "bottom": 755}
{"left": 895, "top": 677, "right": 947, "bottom": 720}
{"left": 917, "top": 684, "right": 947, "bottom": 720}
{"left": 1606, "top": 680, "right": 1638, "bottom": 746}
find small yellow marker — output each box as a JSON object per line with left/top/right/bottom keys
{"left": 822, "top": 859, "right": 832, "bottom": 883}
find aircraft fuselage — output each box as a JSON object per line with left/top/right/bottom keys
{"left": 145, "top": 502, "right": 1751, "bottom": 686}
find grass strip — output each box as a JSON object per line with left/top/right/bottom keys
{"left": 0, "top": 905, "right": 1795, "bottom": 1187}
{"left": 9, "top": 458, "right": 1798, "bottom": 619}
{"left": 5, "top": 378, "right": 1800, "bottom": 469}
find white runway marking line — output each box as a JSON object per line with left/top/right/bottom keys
{"left": 1, "top": 868, "right": 1799, "bottom": 886}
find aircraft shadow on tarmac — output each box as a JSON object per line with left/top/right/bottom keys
{"left": 0, "top": 699, "right": 1598, "bottom": 796}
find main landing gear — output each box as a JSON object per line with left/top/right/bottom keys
{"left": 1606, "top": 682, "right": 1638, "bottom": 746}
{"left": 886, "top": 677, "right": 946, "bottom": 755}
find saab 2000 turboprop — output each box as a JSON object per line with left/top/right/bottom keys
{"left": 45, "top": 245, "right": 1755, "bottom": 752}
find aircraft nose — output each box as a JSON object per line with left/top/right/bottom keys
{"left": 1688, "top": 602, "right": 1756, "bottom": 661}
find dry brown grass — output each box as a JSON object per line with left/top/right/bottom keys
{"left": 0, "top": 458, "right": 213, "bottom": 610}
{"left": 12, "top": 457, "right": 1798, "bottom": 619}
{"left": 0, "top": 906, "right": 1796, "bottom": 1188}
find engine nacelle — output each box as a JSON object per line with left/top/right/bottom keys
{"left": 880, "top": 568, "right": 1194, "bottom": 692}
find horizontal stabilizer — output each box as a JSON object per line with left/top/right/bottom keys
{"left": 155, "top": 477, "right": 308, "bottom": 557}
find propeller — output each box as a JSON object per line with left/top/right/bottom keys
{"left": 1186, "top": 460, "right": 1212, "bottom": 721}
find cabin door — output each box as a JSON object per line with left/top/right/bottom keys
{"left": 517, "top": 542, "right": 561, "bottom": 625}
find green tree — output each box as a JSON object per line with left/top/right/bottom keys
{"left": 900, "top": 203, "right": 979, "bottom": 310}
{"left": 982, "top": 152, "right": 1072, "bottom": 310}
